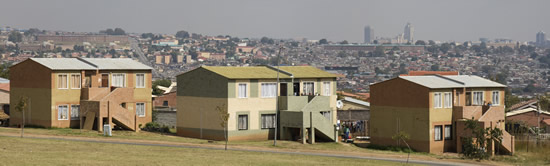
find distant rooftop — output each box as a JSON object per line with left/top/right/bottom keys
{"left": 183, "top": 65, "right": 337, "bottom": 79}
{"left": 324, "top": 44, "right": 425, "bottom": 47}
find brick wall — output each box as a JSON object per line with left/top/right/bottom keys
{"left": 154, "top": 110, "right": 176, "bottom": 128}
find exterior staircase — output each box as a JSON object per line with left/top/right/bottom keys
{"left": 81, "top": 87, "right": 138, "bottom": 131}
{"left": 280, "top": 96, "right": 336, "bottom": 143}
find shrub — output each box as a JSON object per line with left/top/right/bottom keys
{"left": 141, "top": 122, "right": 170, "bottom": 133}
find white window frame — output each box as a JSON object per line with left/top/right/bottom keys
{"left": 238, "top": 83, "right": 247, "bottom": 98}
{"left": 70, "top": 105, "right": 80, "bottom": 120}
{"left": 473, "top": 91, "right": 484, "bottom": 106}
{"left": 136, "top": 73, "right": 145, "bottom": 88}
{"left": 136, "top": 103, "right": 146, "bottom": 117}
{"left": 492, "top": 91, "right": 500, "bottom": 106}
{"left": 111, "top": 73, "right": 126, "bottom": 87}
{"left": 444, "top": 125, "right": 452, "bottom": 140}
{"left": 303, "top": 82, "right": 315, "bottom": 95}
{"left": 433, "top": 92, "right": 442, "bottom": 108}
{"left": 58, "top": 105, "right": 69, "bottom": 120}
{"left": 70, "top": 74, "right": 81, "bottom": 89}
{"left": 260, "top": 114, "right": 276, "bottom": 129}
{"left": 434, "top": 125, "right": 442, "bottom": 141}
{"left": 261, "top": 83, "right": 277, "bottom": 98}
{"left": 323, "top": 82, "right": 331, "bottom": 96}
{"left": 57, "top": 74, "right": 69, "bottom": 89}
{"left": 443, "top": 92, "right": 452, "bottom": 108}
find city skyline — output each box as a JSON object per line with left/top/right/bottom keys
{"left": 0, "top": 0, "right": 549, "bottom": 42}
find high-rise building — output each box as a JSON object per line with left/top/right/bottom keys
{"left": 364, "top": 26, "right": 374, "bottom": 44}
{"left": 404, "top": 23, "right": 414, "bottom": 43}
{"left": 536, "top": 31, "right": 546, "bottom": 46}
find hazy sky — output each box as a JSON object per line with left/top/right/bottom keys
{"left": 1, "top": 0, "right": 549, "bottom": 42}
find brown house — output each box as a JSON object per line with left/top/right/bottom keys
{"left": 10, "top": 58, "right": 152, "bottom": 131}
{"left": 370, "top": 75, "right": 514, "bottom": 154}
{"left": 506, "top": 99, "right": 550, "bottom": 133}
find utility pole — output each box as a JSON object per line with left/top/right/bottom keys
{"left": 274, "top": 45, "right": 284, "bottom": 146}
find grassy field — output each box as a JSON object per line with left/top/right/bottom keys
{"left": 0, "top": 136, "right": 418, "bottom": 166}
{"left": 491, "top": 138, "right": 550, "bottom": 166}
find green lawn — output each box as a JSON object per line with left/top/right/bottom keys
{"left": 0, "top": 136, "right": 418, "bottom": 166}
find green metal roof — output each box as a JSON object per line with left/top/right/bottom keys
{"left": 199, "top": 66, "right": 336, "bottom": 79}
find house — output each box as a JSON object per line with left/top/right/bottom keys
{"left": 9, "top": 58, "right": 153, "bottom": 131}
{"left": 0, "top": 79, "right": 9, "bottom": 126}
{"left": 370, "top": 75, "right": 514, "bottom": 154}
{"left": 176, "top": 65, "right": 338, "bottom": 143}
{"left": 337, "top": 97, "right": 370, "bottom": 138}
{"left": 505, "top": 99, "right": 550, "bottom": 133}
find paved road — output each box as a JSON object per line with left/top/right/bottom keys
{"left": 129, "top": 37, "right": 162, "bottom": 77}
{"left": 0, "top": 133, "right": 479, "bottom": 166}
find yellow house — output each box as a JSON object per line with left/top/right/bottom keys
{"left": 370, "top": 75, "right": 514, "bottom": 154}
{"left": 176, "top": 65, "right": 338, "bottom": 143}
{"left": 10, "top": 58, "right": 153, "bottom": 131}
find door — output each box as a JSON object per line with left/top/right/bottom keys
{"left": 280, "top": 83, "right": 287, "bottom": 96}
{"left": 465, "top": 92, "right": 472, "bottom": 106}
{"left": 293, "top": 83, "right": 300, "bottom": 96}
{"left": 101, "top": 74, "right": 109, "bottom": 87}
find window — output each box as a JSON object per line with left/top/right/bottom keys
{"left": 238, "top": 114, "right": 248, "bottom": 130}
{"left": 320, "top": 111, "right": 331, "bottom": 120}
{"left": 238, "top": 83, "right": 247, "bottom": 98}
{"left": 492, "top": 91, "right": 500, "bottom": 106}
{"left": 57, "top": 74, "right": 68, "bottom": 89}
{"left": 136, "top": 103, "right": 145, "bottom": 117}
{"left": 70, "top": 74, "right": 81, "bottom": 89}
{"left": 261, "top": 114, "right": 276, "bottom": 129}
{"left": 444, "top": 92, "right": 452, "bottom": 108}
{"left": 163, "top": 101, "right": 168, "bottom": 106}
{"left": 136, "top": 74, "right": 145, "bottom": 88}
{"left": 303, "top": 82, "right": 314, "bottom": 95}
{"left": 111, "top": 73, "right": 126, "bottom": 87}
{"left": 58, "top": 105, "right": 68, "bottom": 120}
{"left": 473, "top": 91, "right": 483, "bottom": 105}
{"left": 70, "top": 105, "right": 80, "bottom": 120}
{"left": 323, "top": 82, "right": 331, "bottom": 96}
{"left": 261, "top": 83, "right": 277, "bottom": 98}
{"left": 434, "top": 125, "right": 442, "bottom": 141}
{"left": 445, "top": 125, "right": 452, "bottom": 140}
{"left": 433, "top": 93, "right": 442, "bottom": 108}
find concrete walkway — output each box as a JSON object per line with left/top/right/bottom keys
{"left": 0, "top": 132, "right": 486, "bottom": 166}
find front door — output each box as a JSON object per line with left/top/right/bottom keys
{"left": 280, "top": 83, "right": 287, "bottom": 96}
{"left": 293, "top": 83, "right": 300, "bottom": 96}
{"left": 465, "top": 92, "right": 472, "bottom": 106}
{"left": 101, "top": 74, "right": 109, "bottom": 87}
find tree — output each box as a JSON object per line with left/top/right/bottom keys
{"left": 152, "top": 79, "right": 172, "bottom": 95}
{"left": 217, "top": 104, "right": 230, "bottom": 150}
{"left": 428, "top": 40, "right": 436, "bottom": 45}
{"left": 392, "top": 131, "right": 412, "bottom": 164}
{"left": 414, "top": 40, "right": 426, "bottom": 45}
{"left": 15, "top": 96, "right": 29, "bottom": 138}
{"left": 8, "top": 31, "right": 22, "bottom": 43}
{"left": 340, "top": 40, "right": 349, "bottom": 44}
{"left": 24, "top": 28, "right": 41, "bottom": 36}
{"left": 113, "top": 28, "right": 126, "bottom": 35}
{"left": 461, "top": 119, "right": 503, "bottom": 160}
{"left": 141, "top": 33, "right": 155, "bottom": 39}
{"left": 439, "top": 43, "right": 451, "bottom": 54}
{"left": 319, "top": 38, "right": 328, "bottom": 45}
{"left": 176, "top": 30, "right": 190, "bottom": 39}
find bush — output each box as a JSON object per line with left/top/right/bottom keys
{"left": 366, "top": 144, "right": 415, "bottom": 153}
{"left": 141, "top": 122, "right": 170, "bottom": 133}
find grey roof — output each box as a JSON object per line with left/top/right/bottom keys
{"left": 80, "top": 58, "right": 152, "bottom": 70}
{"left": 29, "top": 58, "right": 152, "bottom": 70}
{"left": 343, "top": 97, "right": 370, "bottom": 107}
{"left": 398, "top": 75, "right": 506, "bottom": 89}
{"left": 30, "top": 58, "right": 97, "bottom": 70}
{"left": 0, "top": 77, "right": 9, "bottom": 83}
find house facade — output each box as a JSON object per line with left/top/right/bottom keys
{"left": 10, "top": 58, "right": 152, "bottom": 131}
{"left": 176, "top": 66, "right": 338, "bottom": 143}
{"left": 370, "top": 75, "right": 514, "bottom": 154}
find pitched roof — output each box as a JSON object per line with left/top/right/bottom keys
{"left": 0, "top": 83, "right": 9, "bottom": 92}
{"left": 80, "top": 58, "right": 152, "bottom": 70}
{"left": 397, "top": 75, "right": 506, "bottom": 89}
{"left": 343, "top": 97, "right": 370, "bottom": 107}
{"left": 29, "top": 58, "right": 97, "bottom": 70}
{"left": 0, "top": 78, "right": 9, "bottom": 83}
{"left": 25, "top": 58, "right": 152, "bottom": 70}
{"left": 508, "top": 99, "right": 538, "bottom": 111}
{"left": 506, "top": 108, "right": 550, "bottom": 117}
{"left": 401, "top": 71, "right": 459, "bottom": 76}
{"left": 197, "top": 66, "right": 336, "bottom": 79}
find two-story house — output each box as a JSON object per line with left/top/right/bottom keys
{"left": 370, "top": 75, "right": 514, "bottom": 154}
{"left": 176, "top": 66, "right": 338, "bottom": 143}
{"left": 10, "top": 58, "right": 152, "bottom": 131}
